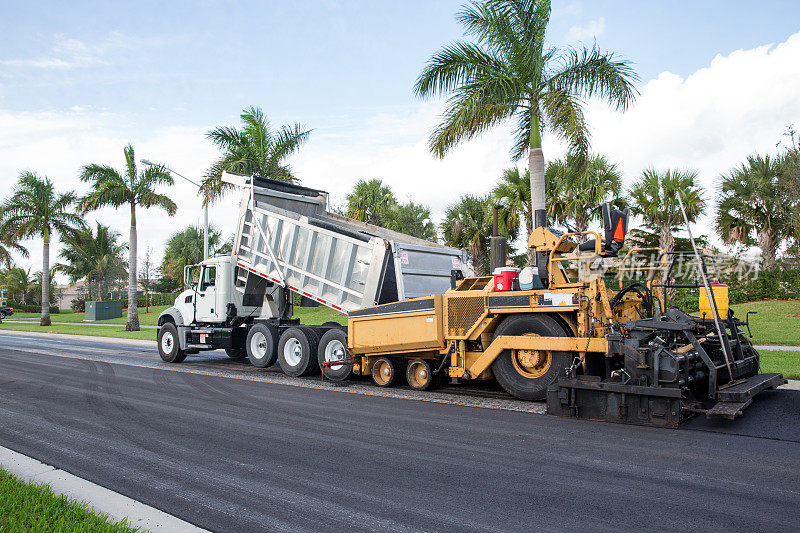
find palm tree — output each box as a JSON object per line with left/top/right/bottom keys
{"left": 0, "top": 172, "right": 83, "bottom": 325}
{"left": 161, "top": 225, "right": 222, "bottom": 283}
{"left": 629, "top": 168, "right": 705, "bottom": 254}
{"left": 492, "top": 167, "right": 531, "bottom": 261}
{"left": 545, "top": 153, "right": 624, "bottom": 238}
{"left": 57, "top": 222, "right": 127, "bottom": 300}
{"left": 0, "top": 266, "right": 35, "bottom": 303}
{"left": 384, "top": 201, "right": 437, "bottom": 242}
{"left": 345, "top": 178, "right": 397, "bottom": 225}
{"left": 0, "top": 236, "right": 27, "bottom": 269}
{"left": 33, "top": 268, "right": 60, "bottom": 307}
{"left": 78, "top": 144, "right": 176, "bottom": 331}
{"left": 441, "top": 195, "right": 493, "bottom": 275}
{"left": 415, "top": 0, "right": 638, "bottom": 227}
{"left": 201, "top": 106, "right": 311, "bottom": 204}
{"left": 716, "top": 154, "right": 795, "bottom": 270}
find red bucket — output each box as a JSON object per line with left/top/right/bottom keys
{"left": 493, "top": 267, "right": 519, "bottom": 292}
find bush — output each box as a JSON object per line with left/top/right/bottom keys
{"left": 4, "top": 301, "right": 60, "bottom": 314}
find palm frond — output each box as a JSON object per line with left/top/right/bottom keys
{"left": 549, "top": 45, "right": 639, "bottom": 110}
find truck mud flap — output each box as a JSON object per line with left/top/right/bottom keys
{"left": 547, "top": 377, "right": 683, "bottom": 429}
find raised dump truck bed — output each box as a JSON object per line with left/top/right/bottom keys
{"left": 226, "top": 171, "right": 466, "bottom": 313}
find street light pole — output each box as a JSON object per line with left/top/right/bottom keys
{"left": 141, "top": 159, "right": 209, "bottom": 259}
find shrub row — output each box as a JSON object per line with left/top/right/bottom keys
{"left": 3, "top": 302, "right": 60, "bottom": 314}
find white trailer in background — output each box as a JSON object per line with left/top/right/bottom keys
{"left": 157, "top": 171, "right": 466, "bottom": 376}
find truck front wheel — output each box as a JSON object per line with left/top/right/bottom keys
{"left": 491, "top": 314, "right": 570, "bottom": 401}
{"left": 158, "top": 323, "right": 186, "bottom": 363}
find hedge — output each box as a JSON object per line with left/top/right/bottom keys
{"left": 3, "top": 302, "right": 60, "bottom": 314}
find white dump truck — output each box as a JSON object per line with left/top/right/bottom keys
{"left": 156, "top": 172, "right": 467, "bottom": 377}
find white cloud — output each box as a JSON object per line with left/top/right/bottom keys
{"left": 3, "top": 30, "right": 800, "bottom": 282}
{"left": 566, "top": 16, "right": 605, "bottom": 42}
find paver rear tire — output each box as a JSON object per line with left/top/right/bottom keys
{"left": 158, "top": 323, "right": 186, "bottom": 363}
{"left": 278, "top": 327, "right": 319, "bottom": 377}
{"left": 491, "top": 314, "right": 570, "bottom": 401}
{"left": 246, "top": 323, "right": 280, "bottom": 368}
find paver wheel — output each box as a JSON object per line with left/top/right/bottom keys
{"left": 491, "top": 314, "right": 570, "bottom": 401}
{"left": 158, "top": 323, "right": 186, "bottom": 363}
{"left": 246, "top": 323, "right": 280, "bottom": 368}
{"left": 371, "top": 357, "right": 398, "bottom": 387}
{"left": 406, "top": 359, "right": 435, "bottom": 391}
{"left": 278, "top": 327, "right": 320, "bottom": 377}
{"left": 318, "top": 328, "right": 351, "bottom": 382}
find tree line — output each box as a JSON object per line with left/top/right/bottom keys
{"left": 2, "top": 0, "right": 798, "bottom": 328}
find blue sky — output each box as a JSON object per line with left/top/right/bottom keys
{"left": 3, "top": 1, "right": 798, "bottom": 126}
{"left": 1, "top": 1, "right": 800, "bottom": 278}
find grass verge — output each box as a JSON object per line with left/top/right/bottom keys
{"left": 0, "top": 467, "right": 139, "bottom": 532}
{"left": 730, "top": 300, "right": 800, "bottom": 346}
{"left": 759, "top": 350, "right": 800, "bottom": 380}
{"left": 0, "top": 322, "right": 155, "bottom": 341}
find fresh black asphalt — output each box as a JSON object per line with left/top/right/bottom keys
{"left": 0, "top": 333, "right": 798, "bottom": 532}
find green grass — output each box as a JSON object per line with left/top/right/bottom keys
{"left": 0, "top": 467, "right": 139, "bottom": 532}
{"left": 9, "top": 305, "right": 170, "bottom": 325}
{"left": 730, "top": 300, "right": 800, "bottom": 346}
{"left": 292, "top": 305, "right": 346, "bottom": 325}
{"left": 0, "top": 322, "right": 155, "bottom": 340}
{"left": 759, "top": 350, "right": 800, "bottom": 380}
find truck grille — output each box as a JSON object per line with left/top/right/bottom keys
{"left": 447, "top": 296, "right": 485, "bottom": 337}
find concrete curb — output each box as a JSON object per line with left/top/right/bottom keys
{"left": 2, "top": 319, "right": 158, "bottom": 329}
{"left": 754, "top": 345, "right": 800, "bottom": 351}
{"left": 0, "top": 445, "right": 207, "bottom": 532}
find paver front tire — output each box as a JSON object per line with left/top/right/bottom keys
{"left": 278, "top": 327, "right": 319, "bottom": 377}
{"left": 371, "top": 357, "right": 398, "bottom": 387}
{"left": 318, "top": 328, "right": 351, "bottom": 381}
{"left": 491, "top": 314, "right": 570, "bottom": 401}
{"left": 158, "top": 323, "right": 186, "bottom": 363}
{"left": 246, "top": 323, "right": 280, "bottom": 368}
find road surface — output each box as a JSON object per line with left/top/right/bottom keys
{"left": 0, "top": 331, "right": 798, "bottom": 532}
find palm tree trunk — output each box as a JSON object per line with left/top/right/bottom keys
{"left": 758, "top": 228, "right": 778, "bottom": 270}
{"left": 41, "top": 232, "right": 51, "bottom": 326}
{"left": 525, "top": 219, "right": 534, "bottom": 265}
{"left": 528, "top": 113, "right": 546, "bottom": 216}
{"left": 575, "top": 214, "right": 589, "bottom": 242}
{"left": 659, "top": 223, "right": 676, "bottom": 301}
{"left": 127, "top": 204, "right": 140, "bottom": 331}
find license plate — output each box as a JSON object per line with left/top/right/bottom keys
{"left": 200, "top": 333, "right": 206, "bottom": 343}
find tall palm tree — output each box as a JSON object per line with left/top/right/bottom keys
{"left": 492, "top": 167, "right": 531, "bottom": 261}
{"left": 57, "top": 222, "right": 127, "bottom": 300}
{"left": 161, "top": 225, "right": 222, "bottom": 283}
{"left": 415, "top": 0, "right": 638, "bottom": 228}
{"left": 0, "top": 172, "right": 83, "bottom": 325}
{"left": 545, "top": 153, "right": 624, "bottom": 239}
{"left": 345, "top": 178, "right": 397, "bottom": 225}
{"left": 201, "top": 106, "right": 311, "bottom": 204}
{"left": 716, "top": 154, "right": 794, "bottom": 270}
{"left": 441, "top": 195, "right": 493, "bottom": 275}
{"left": 629, "top": 168, "right": 705, "bottom": 255}
{"left": 79, "top": 144, "right": 176, "bottom": 331}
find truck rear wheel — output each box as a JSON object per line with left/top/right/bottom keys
{"left": 246, "top": 323, "right": 279, "bottom": 368}
{"left": 279, "top": 327, "right": 319, "bottom": 377}
{"left": 318, "top": 328, "right": 351, "bottom": 381}
{"left": 158, "top": 323, "right": 186, "bottom": 363}
{"left": 372, "top": 357, "right": 398, "bottom": 387}
{"left": 491, "top": 314, "right": 570, "bottom": 401}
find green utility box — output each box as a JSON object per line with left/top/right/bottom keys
{"left": 85, "top": 300, "right": 123, "bottom": 321}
